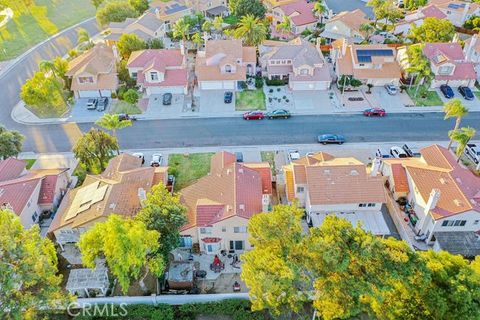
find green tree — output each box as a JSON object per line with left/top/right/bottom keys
{"left": 0, "top": 126, "right": 24, "bottom": 160}
{"left": 172, "top": 18, "right": 191, "bottom": 41}
{"left": 0, "top": 210, "right": 66, "bottom": 319}
{"left": 449, "top": 127, "right": 476, "bottom": 161}
{"left": 129, "top": 0, "right": 149, "bottom": 13}
{"left": 95, "top": 113, "right": 132, "bottom": 153}
{"left": 96, "top": 1, "right": 138, "bottom": 26}
{"left": 313, "top": 1, "right": 327, "bottom": 24}
{"left": 123, "top": 88, "right": 140, "bottom": 105}
{"left": 213, "top": 16, "right": 224, "bottom": 33}
{"left": 405, "top": 44, "right": 432, "bottom": 99}
{"left": 230, "top": 0, "right": 266, "bottom": 19}
{"left": 78, "top": 215, "right": 165, "bottom": 293}
{"left": 117, "top": 33, "right": 146, "bottom": 59}
{"left": 202, "top": 20, "right": 213, "bottom": 33}
{"left": 39, "top": 60, "right": 57, "bottom": 77}
{"left": 76, "top": 28, "right": 94, "bottom": 51}
{"left": 443, "top": 98, "right": 469, "bottom": 149}
{"left": 234, "top": 14, "right": 267, "bottom": 46}
{"left": 91, "top": 0, "right": 104, "bottom": 9}
{"left": 276, "top": 16, "right": 292, "bottom": 34}
{"left": 135, "top": 184, "right": 187, "bottom": 260}
{"left": 408, "top": 17, "right": 455, "bottom": 43}
{"left": 146, "top": 38, "right": 164, "bottom": 49}
{"left": 117, "top": 61, "right": 137, "bottom": 88}
{"left": 464, "top": 15, "right": 480, "bottom": 31}
{"left": 403, "top": 0, "right": 428, "bottom": 10}
{"left": 191, "top": 32, "right": 203, "bottom": 49}
{"left": 367, "top": 0, "right": 387, "bottom": 26}
{"left": 360, "top": 23, "right": 374, "bottom": 42}
{"left": 73, "top": 128, "right": 118, "bottom": 173}
{"left": 68, "top": 49, "right": 79, "bottom": 59}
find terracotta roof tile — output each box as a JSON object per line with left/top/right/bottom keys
{"left": 0, "top": 158, "right": 26, "bottom": 182}
{"left": 391, "top": 163, "right": 410, "bottom": 193}
{"left": 277, "top": 1, "right": 317, "bottom": 26}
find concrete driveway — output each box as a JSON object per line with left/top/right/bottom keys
{"left": 435, "top": 87, "right": 480, "bottom": 111}
{"left": 371, "top": 87, "right": 414, "bottom": 111}
{"left": 144, "top": 94, "right": 186, "bottom": 117}
{"left": 69, "top": 98, "right": 109, "bottom": 122}
{"left": 292, "top": 91, "right": 333, "bottom": 112}
{"left": 198, "top": 90, "right": 236, "bottom": 114}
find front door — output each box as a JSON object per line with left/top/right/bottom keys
{"left": 229, "top": 240, "right": 244, "bottom": 252}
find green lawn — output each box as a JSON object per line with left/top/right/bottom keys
{"left": 223, "top": 15, "right": 239, "bottom": 25}
{"left": 235, "top": 89, "right": 266, "bottom": 111}
{"left": 474, "top": 91, "right": 480, "bottom": 100}
{"left": 0, "top": 0, "right": 96, "bottom": 60}
{"left": 110, "top": 100, "right": 142, "bottom": 115}
{"left": 406, "top": 85, "right": 443, "bottom": 106}
{"left": 24, "top": 159, "right": 36, "bottom": 169}
{"left": 168, "top": 153, "right": 214, "bottom": 191}
{"left": 261, "top": 151, "right": 276, "bottom": 175}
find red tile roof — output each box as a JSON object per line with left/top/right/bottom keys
{"left": 423, "top": 43, "right": 476, "bottom": 81}
{"left": 0, "top": 177, "right": 41, "bottom": 215}
{"left": 127, "top": 49, "right": 184, "bottom": 68}
{"left": 420, "top": 4, "right": 447, "bottom": 19}
{"left": 391, "top": 163, "right": 409, "bottom": 193}
{"left": 37, "top": 175, "right": 59, "bottom": 205}
{"left": 137, "top": 69, "right": 188, "bottom": 87}
{"left": 0, "top": 158, "right": 26, "bottom": 182}
{"left": 278, "top": 1, "right": 317, "bottom": 26}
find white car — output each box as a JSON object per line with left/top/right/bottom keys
{"left": 385, "top": 84, "right": 398, "bottom": 95}
{"left": 390, "top": 146, "right": 408, "bottom": 158}
{"left": 132, "top": 152, "right": 145, "bottom": 165}
{"left": 465, "top": 144, "right": 480, "bottom": 164}
{"left": 288, "top": 150, "right": 300, "bottom": 162}
{"left": 150, "top": 153, "right": 163, "bottom": 167}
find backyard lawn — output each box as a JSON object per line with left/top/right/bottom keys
{"left": 24, "top": 159, "right": 36, "bottom": 169}
{"left": 235, "top": 89, "right": 266, "bottom": 111}
{"left": 168, "top": 153, "right": 214, "bottom": 191}
{"left": 223, "top": 15, "right": 239, "bottom": 25}
{"left": 261, "top": 151, "right": 276, "bottom": 175}
{"left": 406, "top": 85, "right": 443, "bottom": 106}
{"left": 0, "top": 0, "right": 96, "bottom": 60}
{"left": 110, "top": 100, "right": 142, "bottom": 114}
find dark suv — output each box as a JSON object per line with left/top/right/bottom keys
{"left": 224, "top": 91, "right": 233, "bottom": 104}
{"left": 163, "top": 93, "right": 172, "bottom": 105}
{"left": 458, "top": 86, "right": 474, "bottom": 100}
{"left": 440, "top": 84, "right": 454, "bottom": 99}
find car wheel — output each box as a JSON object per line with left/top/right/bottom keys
{"left": 339, "top": 142, "right": 344, "bottom": 145}
{"left": 269, "top": 116, "right": 273, "bottom": 119}
{"left": 284, "top": 116, "right": 288, "bottom": 119}
{"left": 322, "top": 142, "right": 327, "bottom": 145}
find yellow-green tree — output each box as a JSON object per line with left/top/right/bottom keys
{"left": 444, "top": 98, "right": 469, "bottom": 149}
{"left": 234, "top": 14, "right": 267, "bottom": 46}
{"left": 0, "top": 209, "right": 67, "bottom": 319}
{"left": 78, "top": 214, "right": 165, "bottom": 293}
{"left": 449, "top": 126, "right": 476, "bottom": 161}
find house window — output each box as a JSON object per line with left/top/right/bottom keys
{"left": 234, "top": 226, "right": 247, "bottom": 233}
{"left": 32, "top": 212, "right": 38, "bottom": 222}
{"left": 442, "top": 220, "right": 455, "bottom": 227}
{"left": 300, "top": 68, "right": 308, "bottom": 75}
{"left": 222, "top": 226, "right": 227, "bottom": 232}
{"left": 474, "top": 220, "right": 480, "bottom": 225}
{"left": 150, "top": 72, "right": 159, "bottom": 81}
{"left": 200, "top": 227, "right": 212, "bottom": 234}
{"left": 438, "top": 65, "right": 453, "bottom": 75}
{"left": 78, "top": 77, "right": 94, "bottom": 83}
{"left": 359, "top": 63, "right": 365, "bottom": 67}
{"left": 367, "top": 203, "right": 375, "bottom": 207}
{"left": 131, "top": 72, "right": 138, "bottom": 79}
{"left": 454, "top": 220, "right": 467, "bottom": 226}
{"left": 225, "top": 64, "right": 232, "bottom": 73}
{"left": 229, "top": 240, "right": 244, "bottom": 251}
{"left": 205, "top": 242, "right": 220, "bottom": 253}
{"left": 179, "top": 236, "right": 193, "bottom": 248}
{"left": 297, "top": 186, "right": 304, "bottom": 193}
{"left": 359, "top": 203, "right": 366, "bottom": 207}
{"left": 287, "top": 59, "right": 292, "bottom": 64}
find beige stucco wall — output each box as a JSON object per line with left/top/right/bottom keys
{"left": 19, "top": 181, "right": 43, "bottom": 229}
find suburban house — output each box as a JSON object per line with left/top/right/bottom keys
{"left": 380, "top": 145, "right": 480, "bottom": 256}
{"left": 0, "top": 158, "right": 70, "bottom": 230}
{"left": 393, "top": 4, "right": 447, "bottom": 36}
{"left": 271, "top": 0, "right": 317, "bottom": 38}
{"left": 66, "top": 44, "right": 118, "bottom": 98}
{"left": 195, "top": 39, "right": 256, "bottom": 91}
{"left": 186, "top": 0, "right": 228, "bottom": 16}
{"left": 150, "top": 0, "right": 192, "bottom": 33}
{"left": 283, "top": 152, "right": 389, "bottom": 236}
{"left": 429, "top": 0, "right": 480, "bottom": 27}
{"left": 422, "top": 42, "right": 476, "bottom": 88}
{"left": 259, "top": 38, "right": 331, "bottom": 90}
{"left": 262, "top": 0, "right": 297, "bottom": 11}
{"left": 320, "top": 9, "right": 369, "bottom": 44}
{"left": 127, "top": 49, "right": 188, "bottom": 95}
{"left": 48, "top": 154, "right": 168, "bottom": 250}
{"left": 179, "top": 152, "right": 272, "bottom": 254}
{"left": 105, "top": 12, "right": 164, "bottom": 45}
{"left": 331, "top": 39, "right": 401, "bottom": 86}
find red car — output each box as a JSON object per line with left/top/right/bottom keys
{"left": 363, "top": 108, "right": 386, "bottom": 117}
{"left": 243, "top": 111, "right": 264, "bottom": 120}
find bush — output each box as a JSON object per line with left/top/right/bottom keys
{"left": 117, "top": 85, "right": 128, "bottom": 100}
{"left": 265, "top": 78, "right": 286, "bottom": 86}
{"left": 239, "top": 81, "right": 248, "bottom": 90}
{"left": 124, "top": 89, "right": 139, "bottom": 105}
{"left": 255, "top": 77, "right": 263, "bottom": 88}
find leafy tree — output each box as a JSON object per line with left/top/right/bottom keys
{"left": 338, "top": 75, "right": 362, "bottom": 91}
{"left": 443, "top": 98, "right": 469, "bottom": 149}
{"left": 78, "top": 215, "right": 165, "bottom": 293}
{"left": 117, "top": 33, "right": 146, "bottom": 59}
{"left": 20, "top": 71, "right": 67, "bottom": 116}
{"left": 360, "top": 23, "right": 374, "bottom": 42}
{"left": 76, "top": 28, "right": 94, "bottom": 51}
{"left": 408, "top": 17, "right": 455, "bottom": 43}
{"left": 367, "top": 0, "right": 403, "bottom": 26}
{"left": 123, "top": 88, "right": 140, "bottom": 105}
{"left": 0, "top": 126, "right": 24, "bottom": 160}
{"left": 91, "top": 0, "right": 104, "bottom": 9}
{"left": 241, "top": 204, "right": 309, "bottom": 317}
{"left": 95, "top": 113, "right": 132, "bottom": 153}
{"left": 449, "top": 127, "right": 476, "bottom": 161}
{"left": 276, "top": 16, "right": 292, "bottom": 35}
{"left": 146, "top": 38, "right": 164, "bottom": 49}
{"left": 234, "top": 14, "right": 267, "bottom": 46}
{"left": 39, "top": 60, "right": 57, "bottom": 77}
{"left": 73, "top": 128, "right": 118, "bottom": 173}
{"left": 96, "top": 1, "right": 138, "bottom": 26}
{"left": 117, "top": 60, "right": 137, "bottom": 88}
{"left": 0, "top": 210, "right": 66, "bottom": 319}
{"left": 464, "top": 15, "right": 480, "bottom": 31}
{"left": 405, "top": 44, "right": 432, "bottom": 99}
{"left": 230, "top": 0, "right": 266, "bottom": 19}
{"left": 172, "top": 18, "right": 191, "bottom": 41}
{"left": 213, "top": 16, "right": 224, "bottom": 33}
{"left": 68, "top": 49, "right": 79, "bottom": 59}
{"left": 129, "top": 0, "right": 149, "bottom": 13}
{"left": 135, "top": 184, "right": 187, "bottom": 261}
{"left": 191, "top": 32, "right": 202, "bottom": 49}
{"left": 202, "top": 20, "right": 213, "bottom": 33}
{"left": 313, "top": 0, "right": 327, "bottom": 24}
{"left": 403, "top": 0, "right": 427, "bottom": 10}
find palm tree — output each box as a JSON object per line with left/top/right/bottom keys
{"left": 313, "top": 0, "right": 327, "bottom": 24}
{"left": 449, "top": 127, "right": 476, "bottom": 162}
{"left": 405, "top": 44, "right": 432, "bottom": 101}
{"left": 172, "top": 18, "right": 190, "bottom": 41}
{"left": 53, "top": 57, "right": 69, "bottom": 82}
{"left": 276, "top": 16, "right": 292, "bottom": 36}
{"left": 234, "top": 15, "right": 267, "bottom": 46}
{"left": 95, "top": 113, "right": 132, "bottom": 154}
{"left": 77, "top": 28, "right": 93, "bottom": 50}
{"left": 202, "top": 20, "right": 213, "bottom": 33}
{"left": 444, "top": 99, "right": 469, "bottom": 149}
{"left": 213, "top": 16, "right": 224, "bottom": 34}
{"left": 39, "top": 60, "right": 57, "bottom": 77}
{"left": 360, "top": 23, "right": 374, "bottom": 42}
{"left": 192, "top": 32, "right": 202, "bottom": 49}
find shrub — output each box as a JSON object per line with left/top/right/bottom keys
{"left": 123, "top": 89, "right": 139, "bottom": 105}
{"left": 255, "top": 77, "right": 263, "bottom": 88}
{"left": 265, "top": 78, "right": 287, "bottom": 86}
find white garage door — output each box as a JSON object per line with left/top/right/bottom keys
{"left": 290, "top": 81, "right": 329, "bottom": 91}
{"left": 222, "top": 81, "right": 235, "bottom": 89}
{"left": 78, "top": 90, "right": 100, "bottom": 98}
{"left": 147, "top": 86, "right": 185, "bottom": 95}
{"left": 200, "top": 81, "right": 235, "bottom": 90}
{"left": 99, "top": 90, "right": 112, "bottom": 97}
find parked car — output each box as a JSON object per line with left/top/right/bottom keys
{"left": 384, "top": 84, "right": 398, "bottom": 95}
{"left": 97, "top": 97, "right": 109, "bottom": 112}
{"left": 118, "top": 113, "right": 135, "bottom": 121}
{"left": 363, "top": 108, "right": 386, "bottom": 117}
{"left": 235, "top": 152, "right": 244, "bottom": 163}
{"left": 317, "top": 134, "right": 345, "bottom": 145}
{"left": 132, "top": 152, "right": 145, "bottom": 165}
{"left": 288, "top": 150, "right": 300, "bottom": 162}
{"left": 375, "top": 148, "right": 391, "bottom": 159}
{"left": 224, "top": 91, "right": 233, "bottom": 104}
{"left": 402, "top": 144, "right": 420, "bottom": 157}
{"left": 458, "top": 86, "right": 474, "bottom": 100}
{"left": 163, "top": 93, "right": 173, "bottom": 105}
{"left": 243, "top": 111, "right": 264, "bottom": 120}
{"left": 265, "top": 109, "right": 291, "bottom": 119}
{"left": 390, "top": 146, "right": 408, "bottom": 158}
{"left": 86, "top": 98, "right": 98, "bottom": 110}
{"left": 440, "top": 84, "right": 454, "bottom": 99}
{"left": 465, "top": 143, "right": 480, "bottom": 164}
{"left": 150, "top": 153, "right": 163, "bottom": 167}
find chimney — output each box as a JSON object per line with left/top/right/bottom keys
{"left": 466, "top": 34, "right": 478, "bottom": 62}
{"left": 424, "top": 189, "right": 441, "bottom": 216}
{"left": 371, "top": 158, "right": 381, "bottom": 177}
{"left": 138, "top": 188, "right": 147, "bottom": 206}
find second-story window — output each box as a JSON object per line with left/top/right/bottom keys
{"left": 79, "top": 76, "right": 93, "bottom": 83}
{"left": 225, "top": 64, "right": 232, "bottom": 73}
{"left": 150, "top": 72, "right": 158, "bottom": 81}
{"left": 438, "top": 65, "right": 453, "bottom": 75}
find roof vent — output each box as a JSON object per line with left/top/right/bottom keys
{"left": 323, "top": 169, "right": 331, "bottom": 175}
{"left": 226, "top": 169, "right": 232, "bottom": 175}
{"left": 239, "top": 204, "right": 245, "bottom": 211}
{"left": 453, "top": 199, "right": 463, "bottom": 207}
{"left": 109, "top": 203, "right": 116, "bottom": 210}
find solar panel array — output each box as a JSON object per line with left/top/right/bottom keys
{"left": 356, "top": 49, "right": 393, "bottom": 63}
{"left": 447, "top": 3, "right": 466, "bottom": 9}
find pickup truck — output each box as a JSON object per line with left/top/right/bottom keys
{"left": 465, "top": 144, "right": 480, "bottom": 164}
{"left": 402, "top": 144, "right": 421, "bottom": 158}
